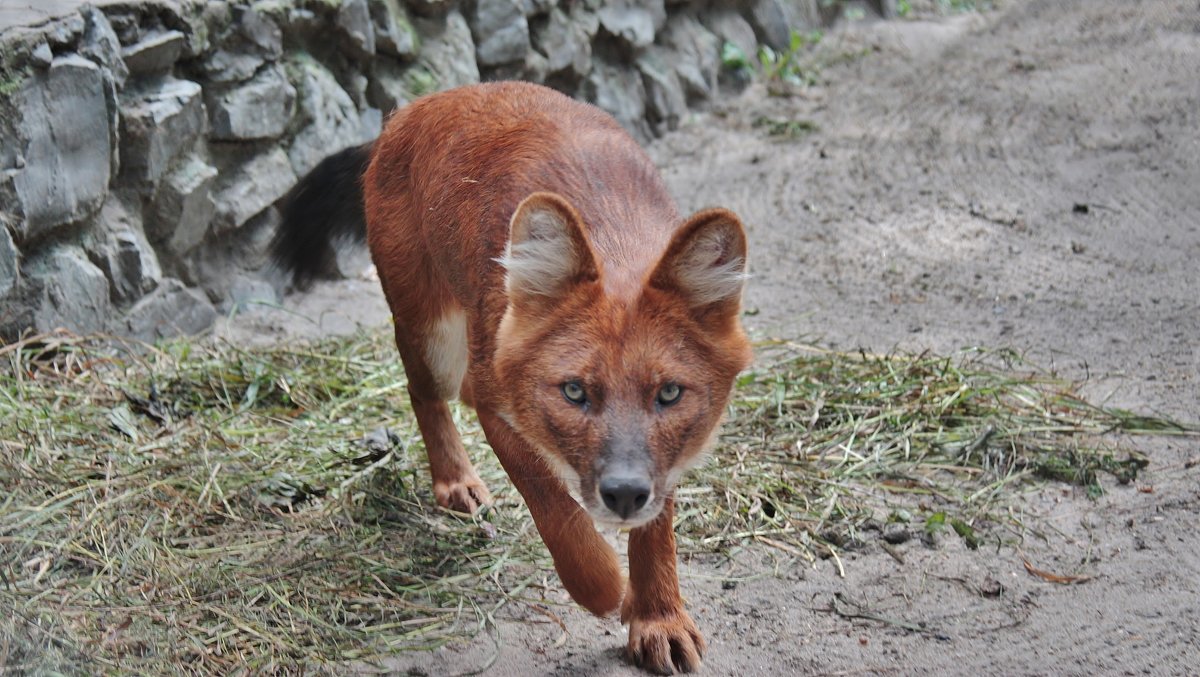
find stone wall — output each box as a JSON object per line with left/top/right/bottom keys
{"left": 0, "top": 0, "right": 860, "bottom": 341}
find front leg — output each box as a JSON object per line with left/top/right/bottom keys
{"left": 622, "top": 497, "right": 705, "bottom": 674}
{"left": 475, "top": 408, "right": 624, "bottom": 615}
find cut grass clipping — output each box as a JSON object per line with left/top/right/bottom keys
{"left": 1, "top": 330, "right": 1190, "bottom": 673}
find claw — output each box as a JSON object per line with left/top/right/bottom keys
{"left": 434, "top": 477, "right": 493, "bottom": 514}
{"left": 626, "top": 609, "right": 706, "bottom": 674}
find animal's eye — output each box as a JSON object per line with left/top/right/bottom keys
{"left": 561, "top": 381, "right": 587, "bottom": 405}
{"left": 656, "top": 382, "right": 682, "bottom": 407}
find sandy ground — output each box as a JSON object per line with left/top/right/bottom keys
{"left": 221, "top": 1, "right": 1200, "bottom": 674}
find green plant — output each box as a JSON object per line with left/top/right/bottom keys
{"left": 760, "top": 29, "right": 824, "bottom": 86}
{"left": 403, "top": 65, "right": 437, "bottom": 98}
{"left": 722, "top": 29, "right": 824, "bottom": 88}
{"left": 0, "top": 67, "right": 28, "bottom": 97}
{"left": 938, "top": 0, "right": 994, "bottom": 12}
{"left": 720, "top": 41, "right": 754, "bottom": 73}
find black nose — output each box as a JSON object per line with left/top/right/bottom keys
{"left": 598, "top": 475, "right": 652, "bottom": 520}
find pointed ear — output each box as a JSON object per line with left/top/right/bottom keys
{"left": 499, "top": 192, "right": 600, "bottom": 309}
{"left": 650, "top": 208, "right": 748, "bottom": 320}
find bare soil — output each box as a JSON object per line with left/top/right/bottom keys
{"left": 221, "top": 1, "right": 1200, "bottom": 673}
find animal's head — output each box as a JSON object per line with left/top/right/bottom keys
{"left": 495, "top": 192, "right": 753, "bottom": 527}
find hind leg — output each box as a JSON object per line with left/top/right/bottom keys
{"left": 364, "top": 174, "right": 489, "bottom": 512}
{"left": 394, "top": 309, "right": 491, "bottom": 513}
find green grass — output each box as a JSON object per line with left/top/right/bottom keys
{"left": 752, "top": 115, "right": 820, "bottom": 140}
{"left": 686, "top": 341, "right": 1176, "bottom": 562}
{"left": 1, "top": 329, "right": 1190, "bottom": 673}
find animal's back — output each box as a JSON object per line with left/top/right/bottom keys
{"left": 363, "top": 82, "right": 681, "bottom": 305}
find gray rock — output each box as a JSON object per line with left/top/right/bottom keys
{"left": 748, "top": 0, "right": 793, "bottom": 51}
{"left": 778, "top": 0, "right": 822, "bottom": 29}
{"left": 119, "top": 78, "right": 206, "bottom": 187}
{"left": 603, "top": 0, "right": 667, "bottom": 33}
{"left": 482, "top": 50, "right": 549, "bottom": 83}
{"left": 582, "top": 61, "right": 649, "bottom": 142}
{"left": 361, "top": 107, "right": 383, "bottom": 140}
{"left": 239, "top": 7, "right": 285, "bottom": 57}
{"left": 597, "top": 5, "right": 656, "bottom": 50}
{"left": 41, "top": 14, "right": 86, "bottom": 49}
{"left": 211, "top": 51, "right": 267, "bottom": 86}
{"left": 194, "top": 1, "right": 233, "bottom": 49}
{"left": 29, "top": 246, "right": 112, "bottom": 334}
{"left": 121, "top": 30, "right": 187, "bottom": 76}
{"left": 413, "top": 11, "right": 479, "bottom": 90}
{"left": 185, "top": 206, "right": 281, "bottom": 301}
{"left": 333, "top": 245, "right": 374, "bottom": 281}
{"left": 637, "top": 49, "right": 687, "bottom": 134}
{"left": 215, "top": 147, "right": 296, "bottom": 231}
{"left": 172, "top": 1, "right": 217, "bottom": 57}
{"left": 338, "top": 0, "right": 376, "bottom": 56}
{"left": 30, "top": 42, "right": 53, "bottom": 69}
{"left": 208, "top": 64, "right": 296, "bottom": 140}
{"left": 123, "top": 278, "right": 217, "bottom": 339}
{"left": 228, "top": 273, "right": 281, "bottom": 311}
{"left": 367, "top": 58, "right": 412, "bottom": 111}
{"left": 661, "top": 14, "right": 721, "bottom": 102}
{"left": 703, "top": 9, "right": 759, "bottom": 66}
{"left": 203, "top": 6, "right": 282, "bottom": 83}
{"left": 0, "top": 177, "right": 18, "bottom": 243}
{"left": 287, "top": 58, "right": 372, "bottom": 177}
{"left": 404, "top": 0, "right": 454, "bottom": 18}
{"left": 646, "top": 0, "right": 668, "bottom": 32}
{"left": 79, "top": 5, "right": 128, "bottom": 87}
{"left": 469, "top": 0, "right": 530, "bottom": 66}
{"left": 371, "top": 0, "right": 419, "bottom": 58}
{"left": 876, "top": 0, "right": 899, "bottom": 19}
{"left": 12, "top": 55, "right": 112, "bottom": 242}
{"left": 230, "top": 206, "right": 280, "bottom": 273}
{"left": 0, "top": 289, "right": 37, "bottom": 341}
{"left": 79, "top": 6, "right": 126, "bottom": 178}
{"left": 106, "top": 11, "right": 140, "bottom": 46}
{"left": 346, "top": 71, "right": 371, "bottom": 110}
{"left": 90, "top": 0, "right": 206, "bottom": 58}
{"left": 150, "top": 155, "right": 218, "bottom": 256}
{"left": 533, "top": 5, "right": 598, "bottom": 76}
{"left": 521, "top": 0, "right": 557, "bottom": 15}
{"left": 100, "top": 230, "right": 160, "bottom": 304}
{"left": 0, "top": 227, "right": 18, "bottom": 299}
{"left": 99, "top": 65, "right": 122, "bottom": 182}
{"left": 85, "top": 199, "right": 162, "bottom": 305}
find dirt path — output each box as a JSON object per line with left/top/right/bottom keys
{"left": 223, "top": 1, "right": 1200, "bottom": 673}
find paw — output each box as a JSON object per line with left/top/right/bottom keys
{"left": 626, "top": 608, "right": 706, "bottom": 675}
{"left": 433, "top": 476, "right": 492, "bottom": 514}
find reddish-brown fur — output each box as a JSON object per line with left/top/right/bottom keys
{"left": 361, "top": 82, "right": 751, "bottom": 674}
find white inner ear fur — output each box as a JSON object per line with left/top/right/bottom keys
{"left": 497, "top": 205, "right": 576, "bottom": 298}
{"left": 674, "top": 226, "right": 748, "bottom": 306}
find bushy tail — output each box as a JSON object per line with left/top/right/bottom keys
{"left": 270, "top": 143, "right": 373, "bottom": 288}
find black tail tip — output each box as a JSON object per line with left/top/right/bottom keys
{"left": 270, "top": 143, "right": 373, "bottom": 289}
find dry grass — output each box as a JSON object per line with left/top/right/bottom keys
{"left": 1, "top": 330, "right": 1190, "bottom": 674}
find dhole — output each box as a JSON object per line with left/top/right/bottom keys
{"left": 272, "top": 81, "right": 751, "bottom": 674}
